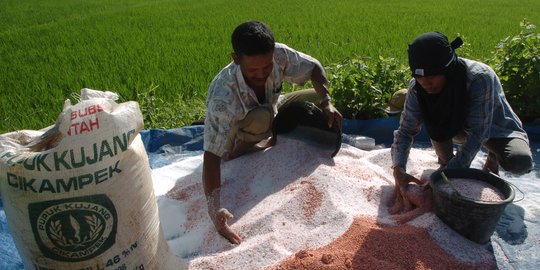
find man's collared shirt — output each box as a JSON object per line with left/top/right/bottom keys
{"left": 204, "top": 43, "right": 320, "bottom": 157}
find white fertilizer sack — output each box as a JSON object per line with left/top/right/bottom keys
{"left": 0, "top": 89, "right": 183, "bottom": 270}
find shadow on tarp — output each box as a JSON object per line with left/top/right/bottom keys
{"left": 0, "top": 198, "right": 25, "bottom": 270}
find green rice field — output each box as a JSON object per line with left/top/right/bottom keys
{"left": 1, "top": 0, "right": 539, "bottom": 133}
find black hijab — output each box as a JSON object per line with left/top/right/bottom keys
{"left": 408, "top": 32, "right": 469, "bottom": 142}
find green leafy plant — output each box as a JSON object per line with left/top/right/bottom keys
{"left": 489, "top": 20, "right": 540, "bottom": 121}
{"left": 136, "top": 84, "right": 205, "bottom": 129}
{"left": 327, "top": 56, "right": 409, "bottom": 119}
{"left": 455, "top": 33, "right": 473, "bottom": 59}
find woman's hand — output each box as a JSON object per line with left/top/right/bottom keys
{"left": 389, "top": 167, "right": 424, "bottom": 214}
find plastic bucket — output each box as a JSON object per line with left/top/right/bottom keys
{"left": 429, "top": 168, "right": 515, "bottom": 244}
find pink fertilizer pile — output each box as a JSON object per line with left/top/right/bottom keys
{"left": 151, "top": 131, "right": 496, "bottom": 269}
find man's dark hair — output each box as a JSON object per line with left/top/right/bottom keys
{"left": 231, "top": 20, "right": 275, "bottom": 56}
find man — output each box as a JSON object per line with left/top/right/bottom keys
{"left": 390, "top": 32, "right": 533, "bottom": 214}
{"left": 203, "top": 21, "right": 342, "bottom": 244}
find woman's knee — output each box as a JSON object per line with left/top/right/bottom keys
{"left": 500, "top": 154, "right": 533, "bottom": 175}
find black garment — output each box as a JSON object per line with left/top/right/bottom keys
{"left": 272, "top": 101, "right": 342, "bottom": 157}
{"left": 408, "top": 32, "right": 463, "bottom": 77}
{"left": 415, "top": 59, "right": 469, "bottom": 142}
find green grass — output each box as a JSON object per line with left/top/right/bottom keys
{"left": 1, "top": 0, "right": 539, "bottom": 133}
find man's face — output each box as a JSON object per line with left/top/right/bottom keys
{"left": 232, "top": 50, "right": 274, "bottom": 90}
{"left": 415, "top": 74, "right": 447, "bottom": 94}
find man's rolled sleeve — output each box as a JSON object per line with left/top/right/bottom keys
{"left": 204, "top": 98, "right": 236, "bottom": 158}
{"left": 275, "top": 44, "right": 317, "bottom": 85}
{"left": 391, "top": 84, "right": 423, "bottom": 169}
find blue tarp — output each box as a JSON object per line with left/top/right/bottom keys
{"left": 1, "top": 118, "right": 539, "bottom": 269}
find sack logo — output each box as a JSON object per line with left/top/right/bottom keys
{"left": 29, "top": 194, "right": 117, "bottom": 262}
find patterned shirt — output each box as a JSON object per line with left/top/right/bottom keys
{"left": 391, "top": 58, "right": 529, "bottom": 169}
{"left": 204, "top": 43, "right": 321, "bottom": 157}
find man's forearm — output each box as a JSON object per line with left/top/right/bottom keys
{"left": 203, "top": 151, "right": 222, "bottom": 198}
{"left": 203, "top": 151, "right": 223, "bottom": 220}
{"left": 310, "top": 63, "right": 330, "bottom": 99}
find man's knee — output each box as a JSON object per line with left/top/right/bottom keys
{"left": 277, "top": 88, "right": 319, "bottom": 111}
{"left": 237, "top": 106, "right": 273, "bottom": 142}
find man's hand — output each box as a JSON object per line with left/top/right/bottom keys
{"left": 389, "top": 166, "right": 424, "bottom": 214}
{"left": 203, "top": 152, "right": 242, "bottom": 244}
{"left": 209, "top": 208, "right": 242, "bottom": 245}
{"left": 322, "top": 102, "right": 343, "bottom": 131}
{"left": 310, "top": 62, "right": 342, "bottom": 131}
{"left": 206, "top": 187, "right": 242, "bottom": 244}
